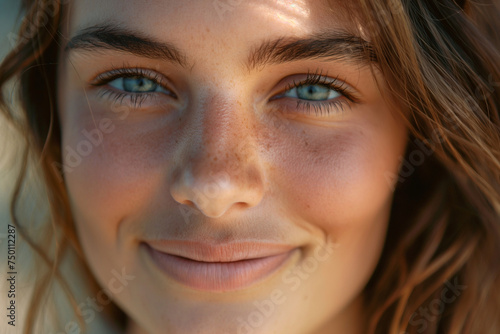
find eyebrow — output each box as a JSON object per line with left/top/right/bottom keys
{"left": 246, "top": 32, "right": 377, "bottom": 71}
{"left": 65, "top": 24, "right": 187, "bottom": 67}
{"left": 65, "top": 24, "right": 377, "bottom": 70}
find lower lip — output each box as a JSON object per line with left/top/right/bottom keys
{"left": 144, "top": 243, "right": 296, "bottom": 292}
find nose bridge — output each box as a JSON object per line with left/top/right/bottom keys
{"left": 169, "top": 92, "right": 265, "bottom": 218}
{"left": 201, "top": 93, "right": 249, "bottom": 162}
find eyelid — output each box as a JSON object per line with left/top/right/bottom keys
{"left": 271, "top": 72, "right": 359, "bottom": 103}
{"left": 90, "top": 66, "right": 177, "bottom": 97}
{"left": 88, "top": 66, "right": 180, "bottom": 110}
{"left": 265, "top": 70, "right": 362, "bottom": 118}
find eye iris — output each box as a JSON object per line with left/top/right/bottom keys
{"left": 296, "top": 85, "right": 331, "bottom": 101}
{"left": 123, "top": 76, "right": 157, "bottom": 92}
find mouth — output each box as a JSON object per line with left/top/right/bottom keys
{"left": 142, "top": 240, "right": 298, "bottom": 292}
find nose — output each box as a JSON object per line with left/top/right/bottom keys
{"left": 169, "top": 94, "right": 265, "bottom": 218}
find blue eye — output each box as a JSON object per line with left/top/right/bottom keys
{"left": 92, "top": 67, "right": 178, "bottom": 109}
{"left": 271, "top": 72, "right": 357, "bottom": 117}
{"left": 108, "top": 76, "right": 169, "bottom": 94}
{"left": 283, "top": 84, "right": 341, "bottom": 101}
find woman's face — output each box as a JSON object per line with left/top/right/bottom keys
{"left": 57, "top": 1, "right": 408, "bottom": 333}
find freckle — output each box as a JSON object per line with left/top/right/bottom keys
{"left": 213, "top": 157, "right": 218, "bottom": 161}
{"left": 305, "top": 140, "right": 309, "bottom": 146}
{"left": 306, "top": 204, "right": 310, "bottom": 209}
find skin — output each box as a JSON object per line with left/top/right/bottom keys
{"left": 57, "top": 0, "right": 408, "bottom": 333}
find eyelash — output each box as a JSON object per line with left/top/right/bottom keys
{"left": 91, "top": 67, "right": 357, "bottom": 116}
{"left": 278, "top": 70, "right": 357, "bottom": 117}
{"left": 91, "top": 67, "right": 173, "bottom": 108}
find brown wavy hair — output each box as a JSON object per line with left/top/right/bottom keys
{"left": 0, "top": 0, "right": 499, "bottom": 333}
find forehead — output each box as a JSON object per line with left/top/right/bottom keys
{"left": 62, "top": 0, "right": 356, "bottom": 41}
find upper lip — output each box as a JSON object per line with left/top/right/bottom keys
{"left": 144, "top": 239, "right": 296, "bottom": 262}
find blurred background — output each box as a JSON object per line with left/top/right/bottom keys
{"left": 0, "top": 0, "right": 22, "bottom": 237}
{"left": 0, "top": 0, "right": 21, "bottom": 60}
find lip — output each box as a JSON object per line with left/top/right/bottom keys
{"left": 142, "top": 240, "right": 298, "bottom": 291}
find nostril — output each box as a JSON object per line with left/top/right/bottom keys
{"left": 182, "top": 199, "right": 196, "bottom": 207}
{"left": 235, "top": 202, "right": 250, "bottom": 210}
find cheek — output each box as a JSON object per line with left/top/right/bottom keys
{"left": 60, "top": 103, "right": 177, "bottom": 237}
{"left": 275, "top": 118, "right": 406, "bottom": 232}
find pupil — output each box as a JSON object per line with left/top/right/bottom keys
{"left": 123, "top": 77, "right": 155, "bottom": 92}
{"left": 298, "top": 85, "right": 329, "bottom": 100}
